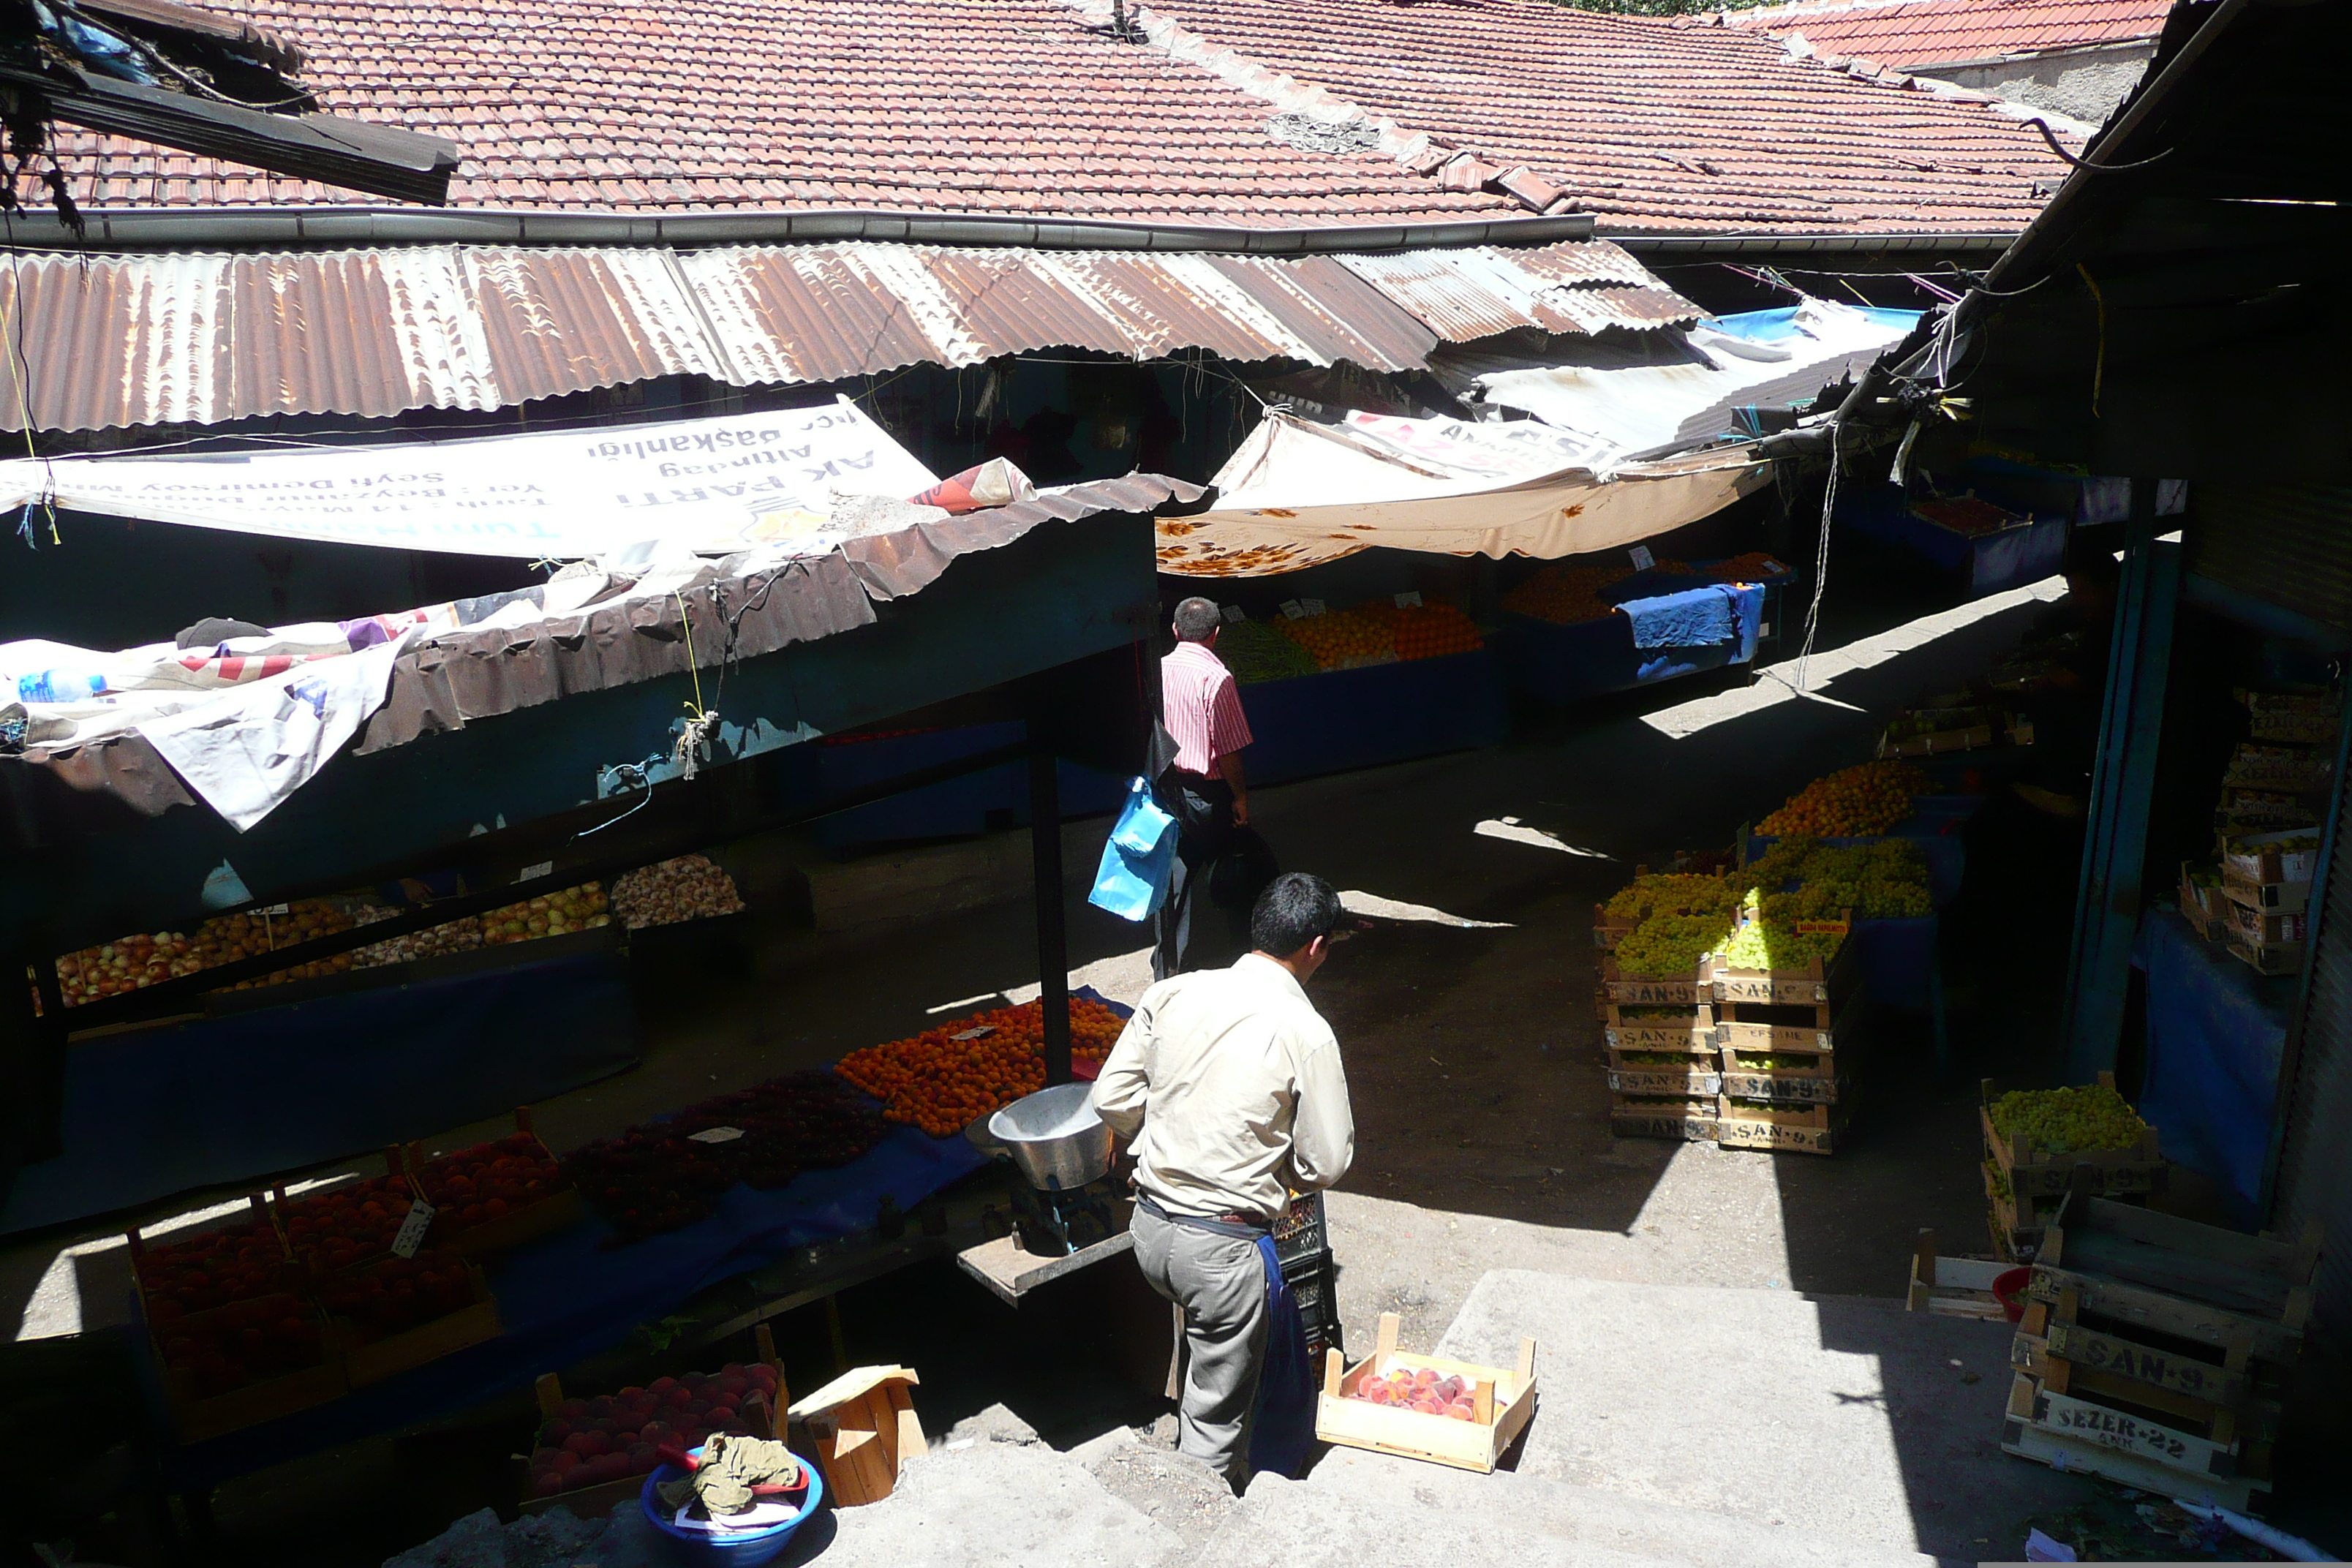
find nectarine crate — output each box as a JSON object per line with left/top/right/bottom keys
{"left": 396, "top": 1107, "right": 583, "bottom": 1259}
{"left": 1602, "top": 1003, "right": 1719, "bottom": 1053}
{"left": 520, "top": 1324, "right": 788, "bottom": 1518}
{"left": 271, "top": 1168, "right": 431, "bottom": 1275}
{"left": 1316, "top": 1311, "right": 1537, "bottom": 1474}
{"left": 1608, "top": 1094, "right": 1718, "bottom": 1143}
{"left": 1714, "top": 1095, "right": 1844, "bottom": 1155}
{"left": 321, "top": 1250, "right": 502, "bottom": 1386}
{"left": 1599, "top": 958, "right": 1708, "bottom": 1008}
{"left": 1980, "top": 1074, "right": 2166, "bottom": 1200}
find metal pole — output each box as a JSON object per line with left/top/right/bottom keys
{"left": 1029, "top": 742, "right": 1072, "bottom": 1086}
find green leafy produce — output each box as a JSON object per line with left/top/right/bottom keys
{"left": 1989, "top": 1084, "right": 2152, "bottom": 1156}
{"left": 1216, "top": 618, "right": 1319, "bottom": 685}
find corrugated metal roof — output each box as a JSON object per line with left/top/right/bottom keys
{"left": 0, "top": 238, "right": 1698, "bottom": 434}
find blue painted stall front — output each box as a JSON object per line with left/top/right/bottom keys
{"left": 2131, "top": 908, "right": 2287, "bottom": 1228}
{"left": 0, "top": 949, "right": 639, "bottom": 1235}
{"left": 1837, "top": 482, "right": 2067, "bottom": 598}
{"left": 796, "top": 723, "right": 1124, "bottom": 847}
{"left": 1235, "top": 648, "right": 1508, "bottom": 787}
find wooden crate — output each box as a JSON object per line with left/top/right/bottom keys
{"left": 1316, "top": 1312, "right": 1537, "bottom": 1474}
{"left": 1719, "top": 1071, "right": 1842, "bottom": 1106}
{"left": 2224, "top": 933, "right": 2306, "bottom": 976}
{"left": 1602, "top": 1003, "right": 1718, "bottom": 1052}
{"left": 2223, "top": 742, "right": 2324, "bottom": 791}
{"left": 1980, "top": 1074, "right": 2164, "bottom": 1199}
{"left": 1983, "top": 1162, "right": 2065, "bottom": 1262}
{"left": 1609, "top": 1097, "right": 1718, "bottom": 1142}
{"left": 520, "top": 1327, "right": 787, "bottom": 1518}
{"left": 1706, "top": 949, "right": 1844, "bottom": 1009}
{"left": 2220, "top": 867, "right": 2310, "bottom": 913}
{"left": 2221, "top": 829, "right": 2320, "bottom": 887}
{"left": 161, "top": 1338, "right": 347, "bottom": 1444}
{"left": 2225, "top": 897, "right": 2307, "bottom": 946}
{"left": 273, "top": 1167, "right": 431, "bottom": 1275}
{"left": 1904, "top": 1229, "right": 2014, "bottom": 1321}
{"left": 1715, "top": 1009, "right": 1834, "bottom": 1056}
{"left": 1600, "top": 959, "right": 1707, "bottom": 1007}
{"left": 331, "top": 1258, "right": 502, "bottom": 1386}
{"left": 2001, "top": 1371, "right": 2265, "bottom": 1510}
{"left": 1591, "top": 904, "right": 1635, "bottom": 952}
{"left": 1605, "top": 1050, "right": 1722, "bottom": 1097}
{"left": 789, "top": 1364, "right": 926, "bottom": 1506}
{"left": 1716, "top": 1096, "right": 1842, "bottom": 1155}
{"left": 1878, "top": 722, "right": 1994, "bottom": 758}
{"left": 2022, "top": 1199, "right": 2317, "bottom": 1368}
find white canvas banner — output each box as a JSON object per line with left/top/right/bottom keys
{"left": 137, "top": 630, "right": 417, "bottom": 830}
{"left": 0, "top": 399, "right": 940, "bottom": 559}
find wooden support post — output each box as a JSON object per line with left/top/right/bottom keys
{"left": 1029, "top": 740, "right": 1071, "bottom": 1087}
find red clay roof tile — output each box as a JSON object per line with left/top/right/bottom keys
{"left": 1725, "top": 0, "right": 2170, "bottom": 69}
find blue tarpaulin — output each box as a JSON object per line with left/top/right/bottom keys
{"left": 0, "top": 950, "right": 641, "bottom": 1236}
{"left": 2132, "top": 909, "right": 2286, "bottom": 1228}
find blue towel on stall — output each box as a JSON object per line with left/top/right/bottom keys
{"left": 1618, "top": 584, "right": 1739, "bottom": 649}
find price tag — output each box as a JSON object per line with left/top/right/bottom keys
{"left": 951, "top": 1025, "right": 995, "bottom": 1041}
{"left": 1793, "top": 919, "right": 1851, "bottom": 935}
{"left": 1628, "top": 546, "right": 1655, "bottom": 571}
{"left": 263, "top": 902, "right": 291, "bottom": 916}
{"left": 1394, "top": 592, "right": 1423, "bottom": 608}
{"left": 1300, "top": 598, "right": 1327, "bottom": 617}
{"left": 521, "top": 860, "right": 553, "bottom": 882}
{"left": 687, "top": 1126, "right": 745, "bottom": 1144}
{"left": 390, "top": 1199, "right": 436, "bottom": 1259}
{"left": 1221, "top": 604, "right": 1247, "bottom": 622}
{"left": 1278, "top": 600, "right": 1307, "bottom": 619}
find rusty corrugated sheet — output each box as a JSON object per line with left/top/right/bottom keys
{"left": 0, "top": 238, "right": 1698, "bottom": 434}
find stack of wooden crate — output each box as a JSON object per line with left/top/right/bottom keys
{"left": 1980, "top": 1074, "right": 2164, "bottom": 1263}
{"left": 2003, "top": 1197, "right": 2320, "bottom": 1509}
{"left": 1600, "top": 960, "right": 1718, "bottom": 1142}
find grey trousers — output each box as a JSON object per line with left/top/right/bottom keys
{"left": 1130, "top": 1205, "right": 1268, "bottom": 1489}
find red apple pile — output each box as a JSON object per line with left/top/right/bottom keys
{"left": 317, "top": 1249, "right": 479, "bottom": 1342}
{"left": 1351, "top": 1365, "right": 1482, "bottom": 1421}
{"left": 525, "top": 1362, "right": 780, "bottom": 1497}
{"left": 279, "top": 1175, "right": 420, "bottom": 1271}
{"left": 155, "top": 1292, "right": 326, "bottom": 1398}
{"left": 413, "top": 1131, "right": 567, "bottom": 1242}
{"left": 138, "top": 1220, "right": 292, "bottom": 1322}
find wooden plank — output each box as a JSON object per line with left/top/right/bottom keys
{"left": 1603, "top": 1014, "right": 1718, "bottom": 1052}
{"left": 954, "top": 1229, "right": 1134, "bottom": 1307}
{"left": 2025, "top": 1265, "right": 2300, "bottom": 1362}
{"left": 1604, "top": 974, "right": 1709, "bottom": 1006}
{"left": 1719, "top": 1072, "right": 1841, "bottom": 1104}
{"left": 1610, "top": 1107, "right": 1718, "bottom": 1142}
{"left": 2016, "top": 1377, "right": 2239, "bottom": 1477}
{"left": 1716, "top": 1119, "right": 1838, "bottom": 1155}
{"left": 2059, "top": 1232, "right": 2293, "bottom": 1318}
{"left": 2002, "top": 1421, "right": 2264, "bottom": 1512}
{"left": 2078, "top": 1198, "right": 2317, "bottom": 1286}
{"left": 2043, "top": 1318, "right": 2249, "bottom": 1407}
{"left": 1607, "top": 1066, "right": 1722, "bottom": 1097}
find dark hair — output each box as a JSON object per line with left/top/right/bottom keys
{"left": 1172, "top": 597, "right": 1222, "bottom": 641}
{"left": 1251, "top": 872, "right": 1343, "bottom": 957}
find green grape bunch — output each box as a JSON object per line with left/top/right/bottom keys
{"left": 1613, "top": 911, "right": 1735, "bottom": 978}
{"left": 1989, "top": 1084, "right": 2152, "bottom": 1156}
{"left": 1605, "top": 872, "right": 1738, "bottom": 923}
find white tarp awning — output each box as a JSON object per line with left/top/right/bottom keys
{"left": 1157, "top": 410, "right": 1771, "bottom": 578}
{"left": 1431, "top": 298, "right": 1919, "bottom": 461}
{"left": 0, "top": 399, "right": 939, "bottom": 559}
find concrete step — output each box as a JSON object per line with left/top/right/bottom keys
{"left": 1429, "top": 1270, "right": 2098, "bottom": 1564}
{"left": 1202, "top": 1445, "right": 1940, "bottom": 1568}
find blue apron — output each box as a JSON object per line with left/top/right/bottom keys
{"left": 1247, "top": 1234, "right": 1316, "bottom": 1478}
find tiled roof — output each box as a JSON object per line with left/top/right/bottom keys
{"left": 1137, "top": 0, "right": 2073, "bottom": 234}
{"left": 1725, "top": 0, "right": 2172, "bottom": 69}
{"left": 44, "top": 0, "right": 1513, "bottom": 224}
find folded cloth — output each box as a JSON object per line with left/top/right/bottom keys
{"left": 1618, "top": 584, "right": 1738, "bottom": 649}
{"left": 656, "top": 1433, "right": 804, "bottom": 1516}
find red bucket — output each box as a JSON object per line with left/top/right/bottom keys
{"left": 1993, "top": 1267, "right": 2032, "bottom": 1323}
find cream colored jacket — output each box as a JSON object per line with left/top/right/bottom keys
{"left": 1090, "top": 953, "right": 1354, "bottom": 1223}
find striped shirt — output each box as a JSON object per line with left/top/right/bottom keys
{"left": 1161, "top": 638, "right": 1253, "bottom": 777}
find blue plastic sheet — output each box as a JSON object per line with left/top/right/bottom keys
{"left": 2132, "top": 910, "right": 2287, "bottom": 1228}
{"left": 1237, "top": 649, "right": 1508, "bottom": 787}
{"left": 1, "top": 952, "right": 641, "bottom": 1236}
{"left": 153, "top": 1125, "right": 987, "bottom": 1488}
{"left": 1853, "top": 915, "right": 1937, "bottom": 1009}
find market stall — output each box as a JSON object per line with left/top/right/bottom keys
{"left": 1493, "top": 552, "right": 1788, "bottom": 706}
{"left": 1836, "top": 480, "right": 2068, "bottom": 598}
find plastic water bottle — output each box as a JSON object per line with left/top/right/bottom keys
{"left": 15, "top": 668, "right": 105, "bottom": 704}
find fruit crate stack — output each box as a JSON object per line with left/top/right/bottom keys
{"left": 2003, "top": 1197, "right": 2321, "bottom": 1509}
{"left": 2217, "top": 829, "right": 2319, "bottom": 976}
{"left": 1708, "top": 943, "right": 1854, "bottom": 1156}
{"left": 1273, "top": 1191, "right": 1345, "bottom": 1368}
{"left": 1980, "top": 1076, "right": 2163, "bottom": 1264}
{"left": 1599, "top": 959, "right": 1719, "bottom": 1142}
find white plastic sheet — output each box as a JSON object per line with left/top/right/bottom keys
{"left": 1158, "top": 410, "right": 1770, "bottom": 577}
{"left": 0, "top": 399, "right": 939, "bottom": 559}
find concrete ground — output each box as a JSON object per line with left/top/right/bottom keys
{"left": 6, "top": 557, "right": 2193, "bottom": 1566}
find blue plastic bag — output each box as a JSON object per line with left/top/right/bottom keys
{"left": 1088, "top": 777, "right": 1177, "bottom": 921}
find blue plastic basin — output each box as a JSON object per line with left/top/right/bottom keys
{"left": 639, "top": 1446, "right": 823, "bottom": 1565}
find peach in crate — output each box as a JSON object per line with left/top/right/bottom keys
{"left": 1315, "top": 1311, "right": 1538, "bottom": 1474}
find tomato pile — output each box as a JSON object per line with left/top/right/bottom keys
{"left": 527, "top": 1362, "right": 780, "bottom": 1496}
{"left": 834, "top": 998, "right": 1126, "bottom": 1137}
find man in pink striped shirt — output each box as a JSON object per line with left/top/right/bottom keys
{"left": 1156, "top": 597, "right": 1256, "bottom": 979}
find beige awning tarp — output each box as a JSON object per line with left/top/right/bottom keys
{"left": 1156, "top": 410, "right": 1771, "bottom": 576}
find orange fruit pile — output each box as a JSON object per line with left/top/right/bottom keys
{"left": 1354, "top": 601, "right": 1485, "bottom": 660}
{"left": 1758, "top": 761, "right": 1929, "bottom": 837}
{"left": 834, "top": 998, "right": 1128, "bottom": 1137}
{"left": 1275, "top": 609, "right": 1394, "bottom": 669}
{"left": 1702, "top": 552, "right": 1789, "bottom": 584}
